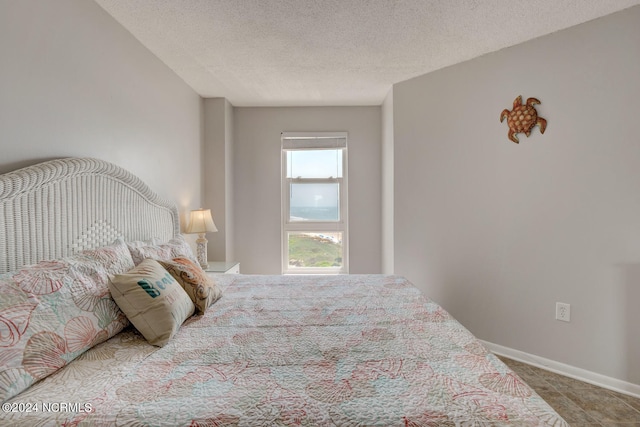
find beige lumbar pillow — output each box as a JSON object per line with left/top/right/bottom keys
{"left": 108, "top": 258, "right": 195, "bottom": 346}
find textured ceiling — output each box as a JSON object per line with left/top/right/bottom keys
{"left": 94, "top": 0, "right": 640, "bottom": 106}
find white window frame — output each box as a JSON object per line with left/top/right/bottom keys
{"left": 281, "top": 132, "right": 348, "bottom": 274}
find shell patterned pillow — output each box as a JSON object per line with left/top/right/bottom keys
{"left": 0, "top": 240, "right": 134, "bottom": 403}
{"left": 158, "top": 257, "right": 223, "bottom": 314}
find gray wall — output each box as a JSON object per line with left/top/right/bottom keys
{"left": 234, "top": 107, "right": 382, "bottom": 274}
{"left": 394, "top": 6, "right": 640, "bottom": 385}
{"left": 0, "top": 0, "right": 203, "bottom": 226}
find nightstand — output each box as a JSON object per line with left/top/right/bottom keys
{"left": 205, "top": 261, "right": 240, "bottom": 274}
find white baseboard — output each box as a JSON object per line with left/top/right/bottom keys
{"left": 481, "top": 340, "right": 640, "bottom": 399}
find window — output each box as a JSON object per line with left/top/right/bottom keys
{"left": 282, "top": 132, "right": 348, "bottom": 274}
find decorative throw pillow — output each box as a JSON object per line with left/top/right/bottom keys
{"left": 126, "top": 235, "right": 197, "bottom": 266}
{"left": 108, "top": 259, "right": 195, "bottom": 347}
{"left": 158, "top": 257, "right": 223, "bottom": 314}
{"left": 0, "top": 240, "right": 134, "bottom": 403}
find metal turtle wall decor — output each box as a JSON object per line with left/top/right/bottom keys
{"left": 500, "top": 95, "right": 547, "bottom": 144}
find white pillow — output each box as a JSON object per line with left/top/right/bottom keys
{"left": 126, "top": 235, "right": 197, "bottom": 266}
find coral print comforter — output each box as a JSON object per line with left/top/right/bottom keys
{"left": 2, "top": 275, "right": 567, "bottom": 426}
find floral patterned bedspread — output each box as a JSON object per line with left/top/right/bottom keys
{"left": 1, "top": 275, "right": 567, "bottom": 426}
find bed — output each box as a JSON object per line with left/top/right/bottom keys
{"left": 0, "top": 158, "right": 567, "bottom": 426}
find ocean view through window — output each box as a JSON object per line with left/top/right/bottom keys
{"left": 282, "top": 132, "right": 348, "bottom": 274}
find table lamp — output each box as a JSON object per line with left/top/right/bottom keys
{"left": 186, "top": 208, "right": 217, "bottom": 269}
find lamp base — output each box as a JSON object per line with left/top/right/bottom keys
{"left": 195, "top": 234, "right": 208, "bottom": 269}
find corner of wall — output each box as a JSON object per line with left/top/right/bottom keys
{"left": 381, "top": 88, "right": 394, "bottom": 274}
{"left": 224, "top": 99, "right": 235, "bottom": 261}
{"left": 203, "top": 98, "right": 234, "bottom": 262}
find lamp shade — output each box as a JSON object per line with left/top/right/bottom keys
{"left": 186, "top": 209, "right": 218, "bottom": 234}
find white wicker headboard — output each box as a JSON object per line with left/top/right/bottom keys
{"left": 0, "top": 157, "right": 180, "bottom": 274}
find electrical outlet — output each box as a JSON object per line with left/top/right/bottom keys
{"left": 556, "top": 302, "right": 570, "bottom": 322}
